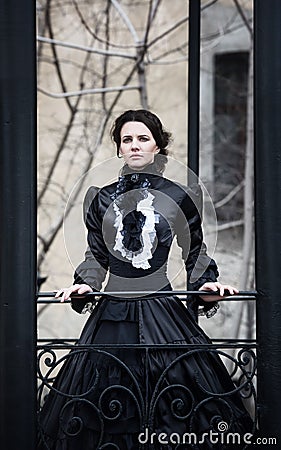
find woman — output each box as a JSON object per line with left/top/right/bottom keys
{"left": 38, "top": 110, "right": 254, "bottom": 449}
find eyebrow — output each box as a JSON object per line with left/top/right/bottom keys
{"left": 121, "top": 134, "right": 150, "bottom": 138}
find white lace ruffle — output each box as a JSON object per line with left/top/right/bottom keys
{"left": 113, "top": 192, "right": 156, "bottom": 269}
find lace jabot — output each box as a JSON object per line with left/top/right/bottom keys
{"left": 110, "top": 168, "right": 161, "bottom": 270}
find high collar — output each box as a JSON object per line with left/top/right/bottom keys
{"left": 120, "top": 162, "right": 164, "bottom": 178}
{"left": 111, "top": 164, "right": 163, "bottom": 202}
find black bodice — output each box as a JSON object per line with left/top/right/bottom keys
{"left": 73, "top": 171, "right": 219, "bottom": 314}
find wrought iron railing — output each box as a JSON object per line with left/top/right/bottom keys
{"left": 37, "top": 291, "right": 257, "bottom": 449}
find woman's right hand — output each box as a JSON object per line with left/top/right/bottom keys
{"left": 55, "top": 284, "right": 93, "bottom": 302}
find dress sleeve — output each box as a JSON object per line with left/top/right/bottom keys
{"left": 175, "top": 183, "right": 220, "bottom": 318}
{"left": 72, "top": 186, "right": 109, "bottom": 313}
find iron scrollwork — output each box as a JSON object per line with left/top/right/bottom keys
{"left": 37, "top": 343, "right": 257, "bottom": 449}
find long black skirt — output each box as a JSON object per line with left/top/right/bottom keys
{"left": 37, "top": 296, "right": 255, "bottom": 449}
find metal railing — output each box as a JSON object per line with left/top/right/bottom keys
{"left": 37, "top": 290, "right": 257, "bottom": 449}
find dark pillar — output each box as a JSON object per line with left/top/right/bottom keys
{"left": 188, "top": 0, "right": 201, "bottom": 183}
{"left": 0, "top": 1, "right": 37, "bottom": 449}
{"left": 254, "top": 0, "right": 281, "bottom": 441}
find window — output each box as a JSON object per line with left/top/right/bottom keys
{"left": 213, "top": 52, "right": 249, "bottom": 222}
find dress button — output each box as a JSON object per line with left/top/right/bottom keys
{"left": 131, "top": 173, "right": 139, "bottom": 183}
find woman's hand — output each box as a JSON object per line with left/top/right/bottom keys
{"left": 55, "top": 284, "right": 93, "bottom": 302}
{"left": 198, "top": 281, "right": 238, "bottom": 302}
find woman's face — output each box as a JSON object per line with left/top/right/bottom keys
{"left": 119, "top": 121, "right": 159, "bottom": 171}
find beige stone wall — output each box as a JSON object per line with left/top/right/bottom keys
{"left": 37, "top": 0, "right": 253, "bottom": 341}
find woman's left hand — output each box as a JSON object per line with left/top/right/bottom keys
{"left": 198, "top": 281, "right": 238, "bottom": 302}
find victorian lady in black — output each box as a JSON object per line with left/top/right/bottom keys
{"left": 38, "top": 110, "right": 254, "bottom": 450}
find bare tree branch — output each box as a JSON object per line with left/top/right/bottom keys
{"left": 201, "top": 0, "right": 219, "bottom": 9}
{"left": 37, "top": 23, "right": 149, "bottom": 268}
{"left": 214, "top": 181, "right": 244, "bottom": 209}
{"left": 72, "top": 0, "right": 136, "bottom": 50}
{"left": 146, "top": 40, "right": 188, "bottom": 65}
{"left": 37, "top": 35, "right": 136, "bottom": 59}
{"left": 111, "top": 0, "right": 140, "bottom": 44}
{"left": 46, "top": 0, "right": 74, "bottom": 113}
{"left": 211, "top": 219, "right": 244, "bottom": 233}
{"left": 102, "top": 0, "right": 111, "bottom": 111}
{"left": 147, "top": 56, "right": 188, "bottom": 65}
{"left": 37, "top": 112, "right": 108, "bottom": 269}
{"left": 136, "top": 0, "right": 155, "bottom": 108}
{"left": 202, "top": 18, "right": 253, "bottom": 42}
{"left": 147, "top": 15, "right": 188, "bottom": 49}
{"left": 233, "top": 0, "right": 253, "bottom": 37}
{"left": 38, "top": 84, "right": 141, "bottom": 98}
{"left": 38, "top": 94, "right": 82, "bottom": 206}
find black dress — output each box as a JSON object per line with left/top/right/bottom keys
{"left": 38, "top": 169, "right": 254, "bottom": 449}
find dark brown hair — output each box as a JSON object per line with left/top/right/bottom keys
{"left": 111, "top": 109, "right": 172, "bottom": 173}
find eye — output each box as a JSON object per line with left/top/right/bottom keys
{"left": 122, "top": 137, "right": 132, "bottom": 143}
{"left": 139, "top": 136, "right": 149, "bottom": 142}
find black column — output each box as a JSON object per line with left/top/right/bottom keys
{"left": 0, "top": 1, "right": 37, "bottom": 449}
{"left": 188, "top": 0, "right": 201, "bottom": 184}
{"left": 254, "top": 0, "right": 281, "bottom": 441}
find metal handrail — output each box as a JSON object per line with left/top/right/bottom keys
{"left": 37, "top": 290, "right": 257, "bottom": 302}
